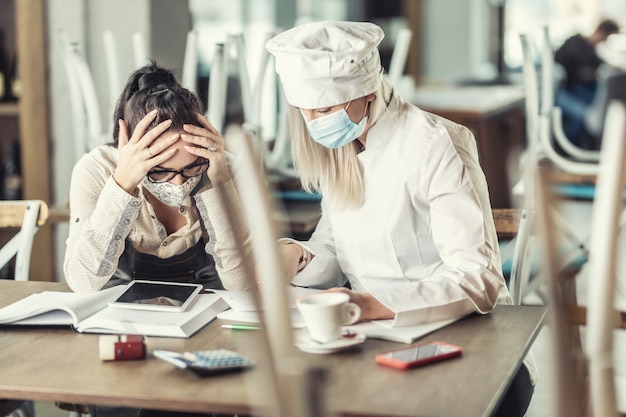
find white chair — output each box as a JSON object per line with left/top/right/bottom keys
{"left": 103, "top": 30, "right": 123, "bottom": 118}
{"left": 221, "top": 125, "right": 329, "bottom": 417}
{"left": 585, "top": 101, "right": 626, "bottom": 417}
{"left": 181, "top": 30, "right": 198, "bottom": 92}
{"left": 0, "top": 200, "right": 70, "bottom": 417}
{"left": 0, "top": 200, "right": 49, "bottom": 415}
{"left": 387, "top": 28, "right": 412, "bottom": 86}
{"left": 534, "top": 165, "right": 587, "bottom": 417}
{"left": 519, "top": 32, "right": 595, "bottom": 275}
{"left": 535, "top": 102, "right": 626, "bottom": 417}
{"left": 103, "top": 29, "right": 150, "bottom": 113}
{"left": 132, "top": 31, "right": 149, "bottom": 68}
{"left": 0, "top": 200, "right": 48, "bottom": 282}
{"left": 58, "top": 30, "right": 107, "bottom": 163}
{"left": 540, "top": 26, "right": 601, "bottom": 163}
{"left": 218, "top": 30, "right": 297, "bottom": 178}
{"left": 206, "top": 41, "right": 229, "bottom": 133}
{"left": 520, "top": 32, "right": 600, "bottom": 177}
{"left": 493, "top": 208, "right": 536, "bottom": 305}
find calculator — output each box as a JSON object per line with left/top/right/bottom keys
{"left": 154, "top": 349, "right": 255, "bottom": 376}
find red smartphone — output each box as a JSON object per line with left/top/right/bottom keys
{"left": 375, "top": 341, "right": 463, "bottom": 370}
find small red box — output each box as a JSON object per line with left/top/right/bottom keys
{"left": 99, "top": 335, "right": 146, "bottom": 361}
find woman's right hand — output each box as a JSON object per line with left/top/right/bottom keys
{"left": 113, "top": 110, "right": 180, "bottom": 194}
{"left": 277, "top": 242, "right": 304, "bottom": 283}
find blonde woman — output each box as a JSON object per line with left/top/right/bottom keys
{"left": 267, "top": 21, "right": 535, "bottom": 417}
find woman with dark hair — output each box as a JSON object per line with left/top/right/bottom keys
{"left": 64, "top": 61, "right": 251, "bottom": 294}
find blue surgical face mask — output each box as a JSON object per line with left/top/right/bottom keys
{"left": 302, "top": 101, "right": 368, "bottom": 149}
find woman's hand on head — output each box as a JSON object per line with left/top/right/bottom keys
{"left": 181, "top": 113, "right": 231, "bottom": 186}
{"left": 114, "top": 110, "right": 180, "bottom": 193}
{"left": 324, "top": 287, "right": 394, "bottom": 322}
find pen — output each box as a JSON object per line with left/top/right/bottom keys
{"left": 221, "top": 324, "right": 262, "bottom": 330}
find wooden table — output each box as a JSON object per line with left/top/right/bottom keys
{"left": 0, "top": 280, "right": 546, "bottom": 417}
{"left": 411, "top": 84, "right": 527, "bottom": 209}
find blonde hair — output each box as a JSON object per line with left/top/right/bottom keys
{"left": 290, "top": 77, "right": 393, "bottom": 211}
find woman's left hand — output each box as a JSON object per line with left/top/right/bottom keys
{"left": 324, "top": 287, "right": 394, "bottom": 322}
{"left": 181, "top": 113, "right": 231, "bottom": 186}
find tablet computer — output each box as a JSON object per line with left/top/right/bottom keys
{"left": 108, "top": 280, "right": 204, "bottom": 312}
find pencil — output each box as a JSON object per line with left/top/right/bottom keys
{"left": 221, "top": 324, "right": 262, "bottom": 330}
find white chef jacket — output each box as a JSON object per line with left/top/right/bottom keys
{"left": 289, "top": 93, "right": 538, "bottom": 386}
{"left": 292, "top": 94, "right": 511, "bottom": 326}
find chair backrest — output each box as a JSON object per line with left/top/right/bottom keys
{"left": 221, "top": 126, "right": 329, "bottom": 417}
{"left": 222, "top": 30, "right": 296, "bottom": 177}
{"left": 519, "top": 32, "right": 600, "bottom": 177}
{"left": 207, "top": 42, "right": 229, "bottom": 133}
{"left": 0, "top": 200, "right": 49, "bottom": 281}
{"left": 585, "top": 100, "right": 626, "bottom": 417}
{"left": 388, "top": 28, "right": 412, "bottom": 86}
{"left": 535, "top": 102, "right": 626, "bottom": 417}
{"left": 534, "top": 166, "right": 587, "bottom": 417}
{"left": 493, "top": 208, "right": 536, "bottom": 305}
{"left": 181, "top": 30, "right": 198, "bottom": 92}
{"left": 58, "top": 30, "right": 105, "bottom": 163}
{"left": 540, "top": 26, "right": 600, "bottom": 162}
{"left": 132, "top": 31, "right": 149, "bottom": 68}
{"left": 103, "top": 29, "right": 123, "bottom": 116}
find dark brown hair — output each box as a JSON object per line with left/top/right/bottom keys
{"left": 112, "top": 60, "right": 204, "bottom": 144}
{"left": 597, "top": 19, "right": 620, "bottom": 36}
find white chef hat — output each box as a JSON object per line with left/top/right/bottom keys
{"left": 265, "top": 20, "right": 385, "bottom": 109}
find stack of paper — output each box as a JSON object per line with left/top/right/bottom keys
{"left": 213, "top": 287, "right": 315, "bottom": 328}
{"left": 214, "top": 288, "right": 462, "bottom": 344}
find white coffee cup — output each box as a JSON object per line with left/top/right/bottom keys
{"left": 296, "top": 292, "right": 361, "bottom": 344}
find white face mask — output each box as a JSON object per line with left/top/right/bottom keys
{"left": 142, "top": 175, "right": 201, "bottom": 207}
{"left": 301, "top": 100, "right": 368, "bottom": 149}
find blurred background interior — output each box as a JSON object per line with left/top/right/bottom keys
{"left": 1, "top": 0, "right": 625, "bottom": 283}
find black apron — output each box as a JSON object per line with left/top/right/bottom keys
{"left": 91, "top": 242, "right": 233, "bottom": 417}
{"left": 107, "top": 237, "right": 224, "bottom": 290}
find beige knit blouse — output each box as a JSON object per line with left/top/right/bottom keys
{"left": 63, "top": 145, "right": 252, "bottom": 294}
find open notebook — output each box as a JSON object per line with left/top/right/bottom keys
{"left": 0, "top": 284, "right": 228, "bottom": 338}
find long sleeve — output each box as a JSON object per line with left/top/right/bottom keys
{"left": 365, "top": 128, "right": 506, "bottom": 326}
{"left": 64, "top": 151, "right": 142, "bottom": 293}
{"left": 289, "top": 201, "right": 346, "bottom": 289}
{"left": 193, "top": 180, "right": 251, "bottom": 291}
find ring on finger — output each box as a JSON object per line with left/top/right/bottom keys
{"left": 146, "top": 147, "right": 154, "bottom": 158}
{"left": 208, "top": 144, "right": 217, "bottom": 152}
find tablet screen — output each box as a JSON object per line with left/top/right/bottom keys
{"left": 110, "top": 280, "right": 203, "bottom": 312}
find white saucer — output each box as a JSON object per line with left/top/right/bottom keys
{"left": 294, "top": 330, "right": 366, "bottom": 354}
